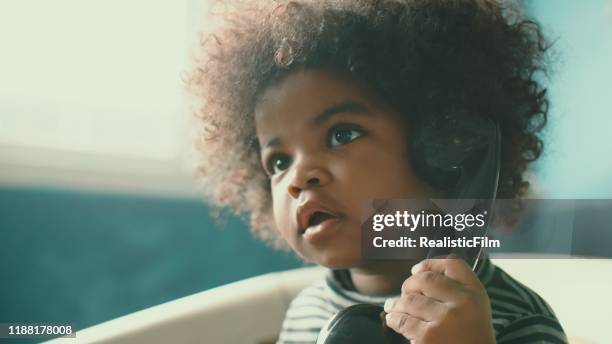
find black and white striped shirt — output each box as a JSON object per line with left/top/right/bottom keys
{"left": 277, "top": 259, "right": 567, "bottom": 343}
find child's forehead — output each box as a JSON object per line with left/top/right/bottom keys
{"left": 254, "top": 69, "right": 386, "bottom": 124}
{"left": 253, "top": 69, "right": 409, "bottom": 153}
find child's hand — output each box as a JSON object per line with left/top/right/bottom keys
{"left": 383, "top": 258, "right": 496, "bottom": 344}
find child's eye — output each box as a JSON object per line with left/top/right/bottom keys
{"left": 266, "top": 154, "right": 291, "bottom": 175}
{"left": 328, "top": 124, "right": 364, "bottom": 147}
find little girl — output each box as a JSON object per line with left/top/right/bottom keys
{"left": 187, "top": 1, "right": 567, "bottom": 342}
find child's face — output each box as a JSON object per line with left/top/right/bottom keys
{"left": 255, "top": 69, "right": 434, "bottom": 269}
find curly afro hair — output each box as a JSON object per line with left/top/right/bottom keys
{"left": 186, "top": 0, "right": 552, "bottom": 249}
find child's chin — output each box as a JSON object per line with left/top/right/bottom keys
{"left": 312, "top": 251, "right": 363, "bottom": 270}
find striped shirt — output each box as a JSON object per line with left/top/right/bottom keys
{"left": 277, "top": 259, "right": 568, "bottom": 343}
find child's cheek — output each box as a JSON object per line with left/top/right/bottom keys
{"left": 271, "top": 183, "right": 294, "bottom": 239}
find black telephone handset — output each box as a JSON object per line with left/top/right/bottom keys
{"left": 316, "top": 115, "right": 501, "bottom": 344}
{"left": 414, "top": 114, "right": 501, "bottom": 268}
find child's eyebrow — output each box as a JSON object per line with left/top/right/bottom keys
{"left": 311, "top": 100, "right": 370, "bottom": 126}
{"left": 262, "top": 100, "right": 370, "bottom": 149}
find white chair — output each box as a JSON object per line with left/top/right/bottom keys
{"left": 47, "top": 258, "right": 611, "bottom": 344}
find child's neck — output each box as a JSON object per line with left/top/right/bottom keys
{"left": 348, "top": 259, "right": 419, "bottom": 296}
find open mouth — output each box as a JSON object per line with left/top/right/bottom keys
{"left": 307, "top": 211, "right": 336, "bottom": 228}
{"left": 302, "top": 211, "right": 336, "bottom": 234}
{"left": 296, "top": 201, "right": 342, "bottom": 237}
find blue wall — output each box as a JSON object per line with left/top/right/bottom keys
{"left": 526, "top": 0, "right": 612, "bottom": 197}
{"left": 0, "top": 186, "right": 305, "bottom": 342}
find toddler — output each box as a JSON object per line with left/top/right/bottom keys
{"left": 187, "top": 1, "right": 567, "bottom": 343}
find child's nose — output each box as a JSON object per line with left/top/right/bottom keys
{"left": 287, "top": 159, "right": 332, "bottom": 198}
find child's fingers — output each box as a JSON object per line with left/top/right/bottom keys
{"left": 384, "top": 292, "right": 446, "bottom": 322}
{"left": 402, "top": 269, "right": 466, "bottom": 302}
{"left": 412, "top": 256, "right": 480, "bottom": 286}
{"left": 384, "top": 311, "right": 427, "bottom": 341}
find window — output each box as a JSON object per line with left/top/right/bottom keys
{"left": 0, "top": 0, "right": 207, "bottom": 195}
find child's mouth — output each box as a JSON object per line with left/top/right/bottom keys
{"left": 308, "top": 211, "right": 336, "bottom": 227}
{"left": 296, "top": 200, "right": 343, "bottom": 241}
{"left": 302, "top": 211, "right": 341, "bottom": 241}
